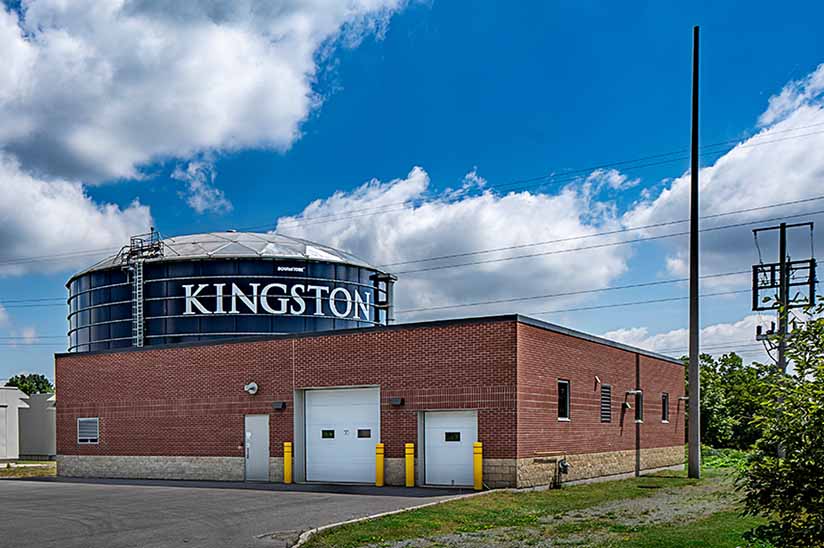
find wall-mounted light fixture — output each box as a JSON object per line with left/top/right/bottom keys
{"left": 272, "top": 401, "right": 287, "bottom": 410}
{"left": 243, "top": 382, "right": 259, "bottom": 395}
{"left": 389, "top": 397, "right": 404, "bottom": 406}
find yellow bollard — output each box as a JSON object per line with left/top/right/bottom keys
{"left": 405, "top": 443, "right": 415, "bottom": 487}
{"left": 284, "top": 442, "right": 293, "bottom": 484}
{"left": 375, "top": 443, "right": 385, "bottom": 487}
{"left": 473, "top": 442, "right": 483, "bottom": 491}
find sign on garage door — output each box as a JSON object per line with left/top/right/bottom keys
{"left": 305, "top": 387, "right": 380, "bottom": 483}
{"left": 424, "top": 410, "right": 478, "bottom": 486}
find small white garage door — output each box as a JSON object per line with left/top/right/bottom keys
{"left": 424, "top": 410, "right": 478, "bottom": 486}
{"left": 305, "top": 387, "right": 379, "bottom": 483}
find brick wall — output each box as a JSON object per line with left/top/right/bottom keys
{"left": 56, "top": 320, "right": 518, "bottom": 461}
{"left": 56, "top": 317, "right": 684, "bottom": 472}
{"left": 515, "top": 323, "right": 685, "bottom": 460}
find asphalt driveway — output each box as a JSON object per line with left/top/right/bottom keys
{"left": 0, "top": 478, "right": 466, "bottom": 548}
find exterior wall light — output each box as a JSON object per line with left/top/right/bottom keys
{"left": 243, "top": 382, "right": 259, "bottom": 395}
{"left": 272, "top": 401, "right": 287, "bottom": 410}
{"left": 389, "top": 397, "right": 404, "bottom": 406}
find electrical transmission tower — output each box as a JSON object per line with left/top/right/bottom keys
{"left": 752, "top": 221, "right": 817, "bottom": 372}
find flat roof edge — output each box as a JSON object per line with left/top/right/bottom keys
{"left": 515, "top": 315, "right": 683, "bottom": 365}
{"left": 54, "top": 313, "right": 683, "bottom": 366}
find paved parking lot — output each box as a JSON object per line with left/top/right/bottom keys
{"left": 0, "top": 478, "right": 465, "bottom": 548}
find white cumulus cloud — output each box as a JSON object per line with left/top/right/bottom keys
{"left": 20, "top": 327, "right": 37, "bottom": 344}
{"left": 604, "top": 314, "right": 771, "bottom": 363}
{"left": 0, "top": 153, "right": 152, "bottom": 276}
{"left": 759, "top": 63, "right": 824, "bottom": 127}
{"left": 0, "top": 0, "right": 405, "bottom": 270}
{"left": 172, "top": 158, "right": 232, "bottom": 215}
{"left": 0, "top": 0, "right": 406, "bottom": 183}
{"left": 275, "top": 166, "right": 632, "bottom": 321}
{"left": 623, "top": 63, "right": 824, "bottom": 286}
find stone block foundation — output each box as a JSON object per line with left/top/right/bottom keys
{"left": 57, "top": 446, "right": 684, "bottom": 487}
{"left": 385, "top": 457, "right": 405, "bottom": 486}
{"left": 477, "top": 446, "right": 686, "bottom": 488}
{"left": 269, "top": 457, "right": 284, "bottom": 483}
{"left": 57, "top": 455, "right": 244, "bottom": 481}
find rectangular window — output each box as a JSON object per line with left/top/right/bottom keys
{"left": 77, "top": 417, "right": 99, "bottom": 444}
{"left": 445, "top": 432, "right": 461, "bottom": 442}
{"left": 661, "top": 393, "right": 670, "bottom": 422}
{"left": 557, "top": 379, "right": 570, "bottom": 420}
{"left": 635, "top": 392, "right": 644, "bottom": 422}
{"left": 321, "top": 429, "right": 335, "bottom": 439}
{"left": 357, "top": 429, "right": 371, "bottom": 439}
{"left": 600, "top": 384, "right": 612, "bottom": 423}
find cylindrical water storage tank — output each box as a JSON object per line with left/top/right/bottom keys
{"left": 66, "top": 232, "right": 395, "bottom": 353}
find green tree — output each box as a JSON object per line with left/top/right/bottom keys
{"left": 739, "top": 299, "right": 824, "bottom": 547}
{"left": 5, "top": 373, "right": 54, "bottom": 395}
{"left": 696, "top": 353, "right": 735, "bottom": 448}
{"left": 684, "top": 352, "right": 769, "bottom": 449}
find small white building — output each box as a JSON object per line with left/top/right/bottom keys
{"left": 19, "top": 393, "right": 56, "bottom": 460}
{"left": 0, "top": 386, "right": 29, "bottom": 461}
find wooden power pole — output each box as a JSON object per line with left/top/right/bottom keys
{"left": 688, "top": 25, "right": 702, "bottom": 480}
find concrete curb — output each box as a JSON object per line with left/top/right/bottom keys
{"left": 289, "top": 489, "right": 493, "bottom": 547}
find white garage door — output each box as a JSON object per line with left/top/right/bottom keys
{"left": 305, "top": 387, "right": 379, "bottom": 483}
{"left": 424, "top": 410, "right": 477, "bottom": 486}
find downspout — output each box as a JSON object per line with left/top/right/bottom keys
{"left": 635, "top": 353, "right": 641, "bottom": 477}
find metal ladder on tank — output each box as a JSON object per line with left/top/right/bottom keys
{"left": 132, "top": 259, "right": 145, "bottom": 347}
{"left": 120, "top": 228, "right": 163, "bottom": 349}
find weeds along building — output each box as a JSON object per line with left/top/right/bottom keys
{"left": 56, "top": 231, "right": 685, "bottom": 487}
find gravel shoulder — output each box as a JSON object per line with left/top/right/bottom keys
{"left": 317, "top": 470, "right": 746, "bottom": 548}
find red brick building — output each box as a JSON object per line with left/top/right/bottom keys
{"left": 56, "top": 315, "right": 685, "bottom": 487}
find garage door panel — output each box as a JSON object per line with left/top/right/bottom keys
{"left": 424, "top": 410, "right": 477, "bottom": 487}
{"left": 305, "top": 388, "right": 379, "bottom": 483}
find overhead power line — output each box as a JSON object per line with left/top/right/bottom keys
{"left": 1, "top": 125, "right": 823, "bottom": 268}
{"left": 520, "top": 289, "right": 749, "bottom": 319}
{"left": 381, "top": 194, "right": 824, "bottom": 267}
{"left": 0, "top": 289, "right": 749, "bottom": 348}
{"left": 394, "top": 208, "right": 824, "bottom": 275}
{"left": 395, "top": 270, "right": 749, "bottom": 314}
{"left": 245, "top": 123, "right": 824, "bottom": 232}
{"left": 0, "top": 193, "right": 820, "bottom": 276}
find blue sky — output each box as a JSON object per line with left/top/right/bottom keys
{"left": 2, "top": 0, "right": 824, "bottom": 380}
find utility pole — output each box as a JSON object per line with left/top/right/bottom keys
{"left": 752, "top": 222, "right": 816, "bottom": 373}
{"left": 687, "top": 25, "right": 701, "bottom": 480}
{"left": 778, "top": 223, "right": 788, "bottom": 372}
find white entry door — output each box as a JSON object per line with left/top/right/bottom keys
{"left": 245, "top": 415, "right": 270, "bottom": 481}
{"left": 305, "top": 387, "right": 379, "bottom": 483}
{"left": 424, "top": 410, "right": 477, "bottom": 486}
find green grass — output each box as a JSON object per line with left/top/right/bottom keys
{"left": 305, "top": 468, "right": 763, "bottom": 548}
{"left": 605, "top": 510, "right": 764, "bottom": 547}
{"left": 307, "top": 472, "right": 707, "bottom": 548}
{"left": 0, "top": 462, "right": 56, "bottom": 479}
{"left": 701, "top": 447, "right": 749, "bottom": 469}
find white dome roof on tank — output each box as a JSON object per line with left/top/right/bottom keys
{"left": 75, "top": 231, "right": 379, "bottom": 276}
